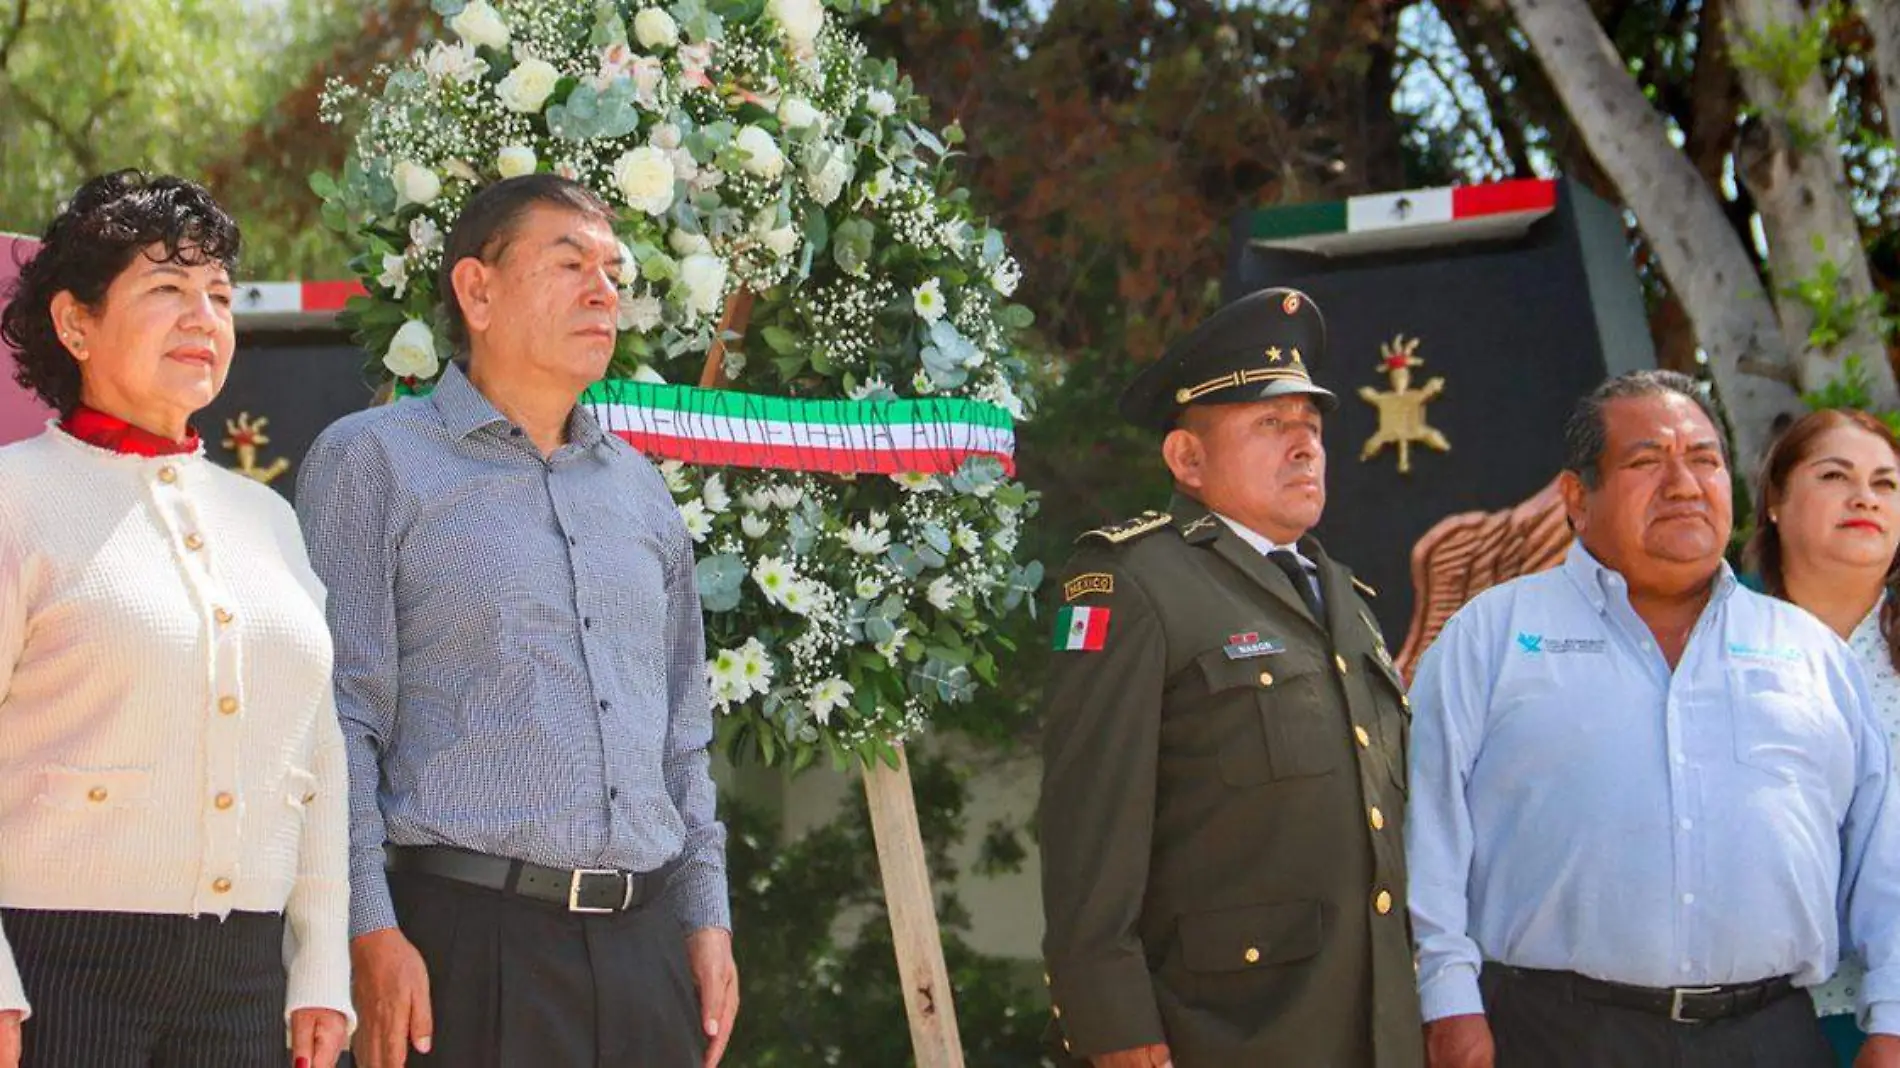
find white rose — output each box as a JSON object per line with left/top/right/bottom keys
{"left": 762, "top": 225, "right": 799, "bottom": 258}
{"left": 633, "top": 7, "right": 679, "bottom": 49}
{"left": 778, "top": 95, "right": 821, "bottom": 130}
{"left": 449, "top": 0, "right": 510, "bottom": 51}
{"left": 496, "top": 144, "right": 537, "bottom": 179}
{"left": 423, "top": 41, "right": 487, "bottom": 83}
{"left": 617, "top": 290, "right": 664, "bottom": 333}
{"left": 612, "top": 146, "right": 677, "bottom": 216}
{"left": 392, "top": 160, "right": 441, "bottom": 208}
{"left": 383, "top": 320, "right": 440, "bottom": 380}
{"left": 669, "top": 228, "right": 712, "bottom": 256}
{"left": 864, "top": 88, "right": 896, "bottom": 117}
{"left": 733, "top": 125, "right": 786, "bottom": 180}
{"left": 678, "top": 254, "right": 729, "bottom": 318}
{"left": 803, "top": 143, "right": 855, "bottom": 206}
{"left": 766, "top": 0, "right": 825, "bottom": 46}
{"left": 495, "top": 57, "right": 561, "bottom": 113}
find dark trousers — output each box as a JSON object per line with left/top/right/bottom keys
{"left": 3, "top": 908, "right": 287, "bottom": 1068}
{"left": 1481, "top": 965, "right": 1834, "bottom": 1068}
{"left": 389, "top": 869, "right": 701, "bottom": 1068}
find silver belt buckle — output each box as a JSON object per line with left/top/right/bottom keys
{"left": 568, "top": 868, "right": 624, "bottom": 913}
{"left": 1669, "top": 985, "right": 1721, "bottom": 1023}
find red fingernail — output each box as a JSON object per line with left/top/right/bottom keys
{"left": 294, "top": 1059, "right": 309, "bottom": 1068}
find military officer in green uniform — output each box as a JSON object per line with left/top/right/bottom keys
{"left": 1039, "top": 287, "right": 1424, "bottom": 1068}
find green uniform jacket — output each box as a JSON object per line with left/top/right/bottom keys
{"left": 1039, "top": 494, "right": 1425, "bottom": 1068}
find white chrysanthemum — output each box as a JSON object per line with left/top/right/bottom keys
{"left": 613, "top": 146, "right": 676, "bottom": 216}
{"left": 495, "top": 57, "right": 560, "bottom": 113}
{"left": 383, "top": 319, "right": 439, "bottom": 379}
{"left": 708, "top": 647, "right": 745, "bottom": 691}
{"left": 926, "top": 575, "right": 958, "bottom": 612}
{"left": 659, "top": 460, "right": 693, "bottom": 495}
{"left": 767, "top": 485, "right": 805, "bottom": 510}
{"left": 702, "top": 473, "right": 732, "bottom": 513}
{"left": 753, "top": 556, "right": 797, "bottom": 607}
{"left": 912, "top": 278, "right": 946, "bottom": 322}
{"left": 876, "top": 626, "right": 909, "bottom": 666}
{"left": 378, "top": 254, "right": 409, "bottom": 298}
{"left": 864, "top": 88, "right": 896, "bottom": 117}
{"left": 616, "top": 289, "right": 662, "bottom": 334}
{"left": 739, "top": 487, "right": 772, "bottom": 512}
{"left": 739, "top": 637, "right": 775, "bottom": 693}
{"left": 780, "top": 580, "right": 816, "bottom": 617}
{"left": 862, "top": 166, "right": 894, "bottom": 203}
{"left": 807, "top": 678, "right": 854, "bottom": 725}
{"left": 868, "top": 510, "right": 890, "bottom": 529}
{"left": 848, "top": 375, "right": 893, "bottom": 401}
{"left": 892, "top": 471, "right": 939, "bottom": 493}
{"left": 854, "top": 575, "right": 884, "bottom": 600}
{"left": 741, "top": 512, "right": 771, "bottom": 539}
{"left": 954, "top": 525, "right": 982, "bottom": 554}
{"left": 677, "top": 500, "right": 713, "bottom": 542}
{"left": 842, "top": 523, "right": 892, "bottom": 556}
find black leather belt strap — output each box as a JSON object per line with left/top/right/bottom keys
{"left": 1495, "top": 964, "right": 1797, "bottom": 1024}
{"left": 386, "top": 845, "right": 651, "bottom": 914}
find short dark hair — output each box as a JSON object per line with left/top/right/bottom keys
{"left": 2, "top": 170, "right": 240, "bottom": 416}
{"left": 438, "top": 174, "right": 615, "bottom": 354}
{"left": 1561, "top": 369, "right": 1729, "bottom": 488}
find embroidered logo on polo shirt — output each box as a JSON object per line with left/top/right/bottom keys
{"left": 1727, "top": 641, "right": 1802, "bottom": 663}
{"left": 1514, "top": 632, "right": 1606, "bottom": 655}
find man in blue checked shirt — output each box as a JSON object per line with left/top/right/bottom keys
{"left": 298, "top": 175, "right": 735, "bottom": 1068}
{"left": 1407, "top": 370, "right": 1900, "bottom": 1068}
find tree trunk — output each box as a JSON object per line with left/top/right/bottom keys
{"left": 1503, "top": 0, "right": 1801, "bottom": 467}
{"left": 1728, "top": 0, "right": 1898, "bottom": 406}
{"left": 1858, "top": 0, "right": 1900, "bottom": 151}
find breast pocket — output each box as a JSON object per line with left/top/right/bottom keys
{"left": 1195, "top": 650, "right": 1341, "bottom": 786}
{"left": 1364, "top": 651, "right": 1411, "bottom": 793}
{"left": 36, "top": 767, "right": 155, "bottom": 811}
{"left": 1729, "top": 665, "right": 1854, "bottom": 789}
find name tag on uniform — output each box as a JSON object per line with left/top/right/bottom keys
{"left": 1224, "top": 632, "right": 1285, "bottom": 660}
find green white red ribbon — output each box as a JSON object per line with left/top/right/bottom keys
{"left": 580, "top": 379, "right": 1016, "bottom": 476}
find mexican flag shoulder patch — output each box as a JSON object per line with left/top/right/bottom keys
{"left": 1052, "top": 605, "right": 1111, "bottom": 651}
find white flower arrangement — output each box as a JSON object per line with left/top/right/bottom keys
{"left": 317, "top": 0, "right": 1044, "bottom": 768}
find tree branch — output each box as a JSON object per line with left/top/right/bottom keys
{"left": 0, "top": 0, "right": 28, "bottom": 73}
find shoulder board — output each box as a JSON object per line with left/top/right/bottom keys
{"left": 1352, "top": 577, "right": 1378, "bottom": 599}
{"left": 1078, "top": 510, "right": 1173, "bottom": 546}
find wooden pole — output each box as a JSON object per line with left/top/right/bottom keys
{"left": 863, "top": 746, "right": 966, "bottom": 1068}
{"left": 695, "top": 293, "right": 966, "bottom": 1064}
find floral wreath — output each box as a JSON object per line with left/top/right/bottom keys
{"left": 316, "top": 0, "right": 1043, "bottom": 768}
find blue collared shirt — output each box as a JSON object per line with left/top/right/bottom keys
{"left": 296, "top": 364, "right": 727, "bottom": 938}
{"left": 1406, "top": 543, "right": 1900, "bottom": 1033}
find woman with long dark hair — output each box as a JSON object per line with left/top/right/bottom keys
{"left": 1747, "top": 406, "right": 1900, "bottom": 1067}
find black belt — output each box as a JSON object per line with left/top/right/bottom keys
{"left": 1495, "top": 964, "right": 1798, "bottom": 1024}
{"left": 386, "top": 845, "right": 652, "bottom": 914}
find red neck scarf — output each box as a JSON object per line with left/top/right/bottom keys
{"left": 60, "top": 406, "right": 200, "bottom": 457}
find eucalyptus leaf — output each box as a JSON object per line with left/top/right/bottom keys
{"left": 695, "top": 554, "right": 747, "bottom": 612}
{"left": 430, "top": 0, "right": 467, "bottom": 14}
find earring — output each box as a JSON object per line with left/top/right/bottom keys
{"left": 1769, "top": 512, "right": 1779, "bottom": 524}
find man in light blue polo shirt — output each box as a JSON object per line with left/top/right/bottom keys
{"left": 1407, "top": 370, "right": 1900, "bottom": 1068}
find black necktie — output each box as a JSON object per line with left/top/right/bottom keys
{"left": 1268, "top": 549, "right": 1324, "bottom": 620}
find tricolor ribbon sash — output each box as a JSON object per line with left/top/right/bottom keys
{"left": 581, "top": 379, "right": 1016, "bottom": 476}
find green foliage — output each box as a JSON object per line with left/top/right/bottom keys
{"left": 0, "top": 0, "right": 356, "bottom": 255}
{"left": 1728, "top": 1, "right": 1844, "bottom": 145}
{"left": 1800, "top": 354, "right": 1900, "bottom": 435}
{"left": 1781, "top": 237, "right": 1896, "bottom": 360}
{"left": 724, "top": 751, "right": 1050, "bottom": 1066}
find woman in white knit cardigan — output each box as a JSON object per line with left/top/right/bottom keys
{"left": 0, "top": 172, "right": 350, "bottom": 1067}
